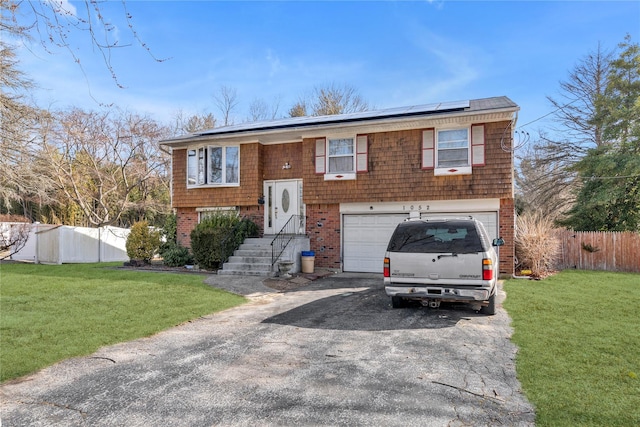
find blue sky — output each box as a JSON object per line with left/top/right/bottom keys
{"left": 14, "top": 0, "right": 640, "bottom": 136}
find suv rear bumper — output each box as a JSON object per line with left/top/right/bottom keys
{"left": 385, "top": 286, "right": 491, "bottom": 302}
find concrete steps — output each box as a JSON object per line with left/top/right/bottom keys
{"left": 218, "top": 237, "right": 276, "bottom": 276}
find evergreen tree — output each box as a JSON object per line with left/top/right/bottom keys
{"left": 561, "top": 35, "right": 640, "bottom": 231}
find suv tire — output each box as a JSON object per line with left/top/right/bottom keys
{"left": 391, "top": 296, "right": 406, "bottom": 309}
{"left": 480, "top": 292, "right": 496, "bottom": 315}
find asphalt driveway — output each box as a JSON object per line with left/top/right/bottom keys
{"left": 0, "top": 273, "right": 534, "bottom": 426}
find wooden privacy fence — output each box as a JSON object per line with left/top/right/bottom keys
{"left": 556, "top": 230, "right": 640, "bottom": 273}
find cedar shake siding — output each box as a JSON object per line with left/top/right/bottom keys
{"left": 262, "top": 142, "right": 303, "bottom": 180}
{"left": 172, "top": 143, "right": 262, "bottom": 208}
{"left": 302, "top": 122, "right": 513, "bottom": 204}
{"left": 161, "top": 96, "right": 519, "bottom": 275}
{"left": 172, "top": 142, "right": 304, "bottom": 209}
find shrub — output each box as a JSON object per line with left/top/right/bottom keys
{"left": 190, "top": 212, "right": 259, "bottom": 270}
{"left": 190, "top": 226, "right": 229, "bottom": 270}
{"left": 126, "top": 221, "right": 161, "bottom": 263}
{"left": 515, "top": 211, "right": 561, "bottom": 278}
{"left": 158, "top": 214, "right": 178, "bottom": 257}
{"left": 162, "top": 245, "right": 194, "bottom": 267}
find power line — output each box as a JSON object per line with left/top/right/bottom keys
{"left": 517, "top": 97, "right": 583, "bottom": 129}
{"left": 586, "top": 174, "right": 640, "bottom": 181}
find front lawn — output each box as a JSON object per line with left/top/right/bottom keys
{"left": 0, "top": 262, "right": 246, "bottom": 382}
{"left": 504, "top": 270, "right": 640, "bottom": 427}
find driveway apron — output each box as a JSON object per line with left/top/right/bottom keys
{"left": 0, "top": 274, "right": 535, "bottom": 426}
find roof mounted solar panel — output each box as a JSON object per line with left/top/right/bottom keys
{"left": 168, "top": 98, "right": 515, "bottom": 141}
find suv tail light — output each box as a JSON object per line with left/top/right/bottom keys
{"left": 383, "top": 257, "right": 390, "bottom": 277}
{"left": 482, "top": 258, "right": 493, "bottom": 280}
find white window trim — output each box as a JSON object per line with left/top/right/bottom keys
{"left": 186, "top": 145, "right": 240, "bottom": 188}
{"left": 434, "top": 126, "right": 472, "bottom": 176}
{"left": 324, "top": 135, "right": 357, "bottom": 181}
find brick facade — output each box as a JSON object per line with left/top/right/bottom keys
{"left": 498, "top": 198, "right": 516, "bottom": 277}
{"left": 305, "top": 204, "right": 341, "bottom": 269}
{"left": 176, "top": 207, "right": 198, "bottom": 248}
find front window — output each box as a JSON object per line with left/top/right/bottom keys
{"left": 437, "top": 128, "right": 469, "bottom": 168}
{"left": 187, "top": 145, "right": 239, "bottom": 187}
{"left": 328, "top": 138, "right": 354, "bottom": 173}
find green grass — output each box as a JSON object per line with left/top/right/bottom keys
{"left": 504, "top": 270, "right": 640, "bottom": 427}
{"left": 0, "top": 262, "right": 246, "bottom": 382}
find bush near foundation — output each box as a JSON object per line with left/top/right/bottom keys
{"left": 126, "top": 221, "right": 161, "bottom": 263}
{"left": 162, "top": 245, "right": 194, "bottom": 267}
{"left": 515, "top": 212, "right": 560, "bottom": 278}
{"left": 190, "top": 212, "right": 259, "bottom": 270}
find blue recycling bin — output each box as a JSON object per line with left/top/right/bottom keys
{"left": 301, "top": 251, "right": 315, "bottom": 273}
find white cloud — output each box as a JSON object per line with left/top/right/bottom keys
{"left": 266, "top": 49, "right": 283, "bottom": 77}
{"left": 402, "top": 24, "right": 485, "bottom": 102}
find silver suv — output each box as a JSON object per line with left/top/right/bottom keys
{"left": 383, "top": 217, "right": 504, "bottom": 315}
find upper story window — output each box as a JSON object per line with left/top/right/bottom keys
{"left": 328, "top": 138, "right": 355, "bottom": 174}
{"left": 422, "top": 125, "right": 485, "bottom": 176}
{"left": 315, "top": 135, "right": 368, "bottom": 180}
{"left": 437, "top": 128, "right": 469, "bottom": 169}
{"left": 187, "top": 145, "right": 239, "bottom": 187}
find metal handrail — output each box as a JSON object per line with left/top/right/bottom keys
{"left": 271, "top": 214, "right": 306, "bottom": 266}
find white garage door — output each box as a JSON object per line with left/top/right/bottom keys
{"left": 343, "top": 214, "right": 408, "bottom": 273}
{"left": 343, "top": 212, "right": 498, "bottom": 273}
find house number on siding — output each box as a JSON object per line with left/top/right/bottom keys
{"left": 403, "top": 205, "right": 429, "bottom": 211}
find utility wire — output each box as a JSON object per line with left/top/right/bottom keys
{"left": 586, "top": 174, "right": 640, "bottom": 180}
{"left": 517, "top": 97, "right": 583, "bottom": 129}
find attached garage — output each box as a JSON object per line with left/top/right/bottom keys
{"left": 343, "top": 214, "right": 408, "bottom": 272}
{"left": 342, "top": 206, "right": 499, "bottom": 273}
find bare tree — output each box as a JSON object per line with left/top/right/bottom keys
{"left": 41, "top": 108, "right": 171, "bottom": 227}
{"left": 311, "top": 83, "right": 369, "bottom": 115}
{"left": 247, "top": 96, "right": 281, "bottom": 122}
{"left": 0, "top": 41, "right": 54, "bottom": 213}
{"left": 515, "top": 141, "right": 576, "bottom": 219}
{"left": 288, "top": 99, "right": 308, "bottom": 117}
{"left": 517, "top": 43, "right": 613, "bottom": 216}
{"left": 288, "top": 83, "right": 369, "bottom": 117}
{"left": 0, "top": 221, "right": 31, "bottom": 260}
{"left": 1, "top": 0, "right": 166, "bottom": 88}
{"left": 542, "top": 43, "right": 612, "bottom": 154}
{"left": 172, "top": 110, "right": 216, "bottom": 135}
{"left": 213, "top": 86, "right": 239, "bottom": 126}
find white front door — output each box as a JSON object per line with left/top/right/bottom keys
{"left": 264, "top": 180, "right": 302, "bottom": 234}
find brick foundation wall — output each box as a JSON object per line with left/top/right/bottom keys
{"left": 175, "top": 205, "right": 266, "bottom": 249}
{"left": 499, "top": 198, "right": 515, "bottom": 277}
{"left": 176, "top": 207, "right": 198, "bottom": 248}
{"left": 305, "top": 204, "right": 341, "bottom": 269}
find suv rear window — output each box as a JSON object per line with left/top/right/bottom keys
{"left": 386, "top": 220, "right": 484, "bottom": 253}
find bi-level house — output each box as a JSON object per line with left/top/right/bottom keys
{"left": 159, "top": 96, "right": 519, "bottom": 277}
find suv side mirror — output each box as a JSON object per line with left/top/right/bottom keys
{"left": 492, "top": 237, "right": 505, "bottom": 247}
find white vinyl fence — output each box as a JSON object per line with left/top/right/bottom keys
{"left": 6, "top": 223, "right": 130, "bottom": 264}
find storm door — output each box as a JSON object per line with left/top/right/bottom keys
{"left": 263, "top": 180, "right": 302, "bottom": 234}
